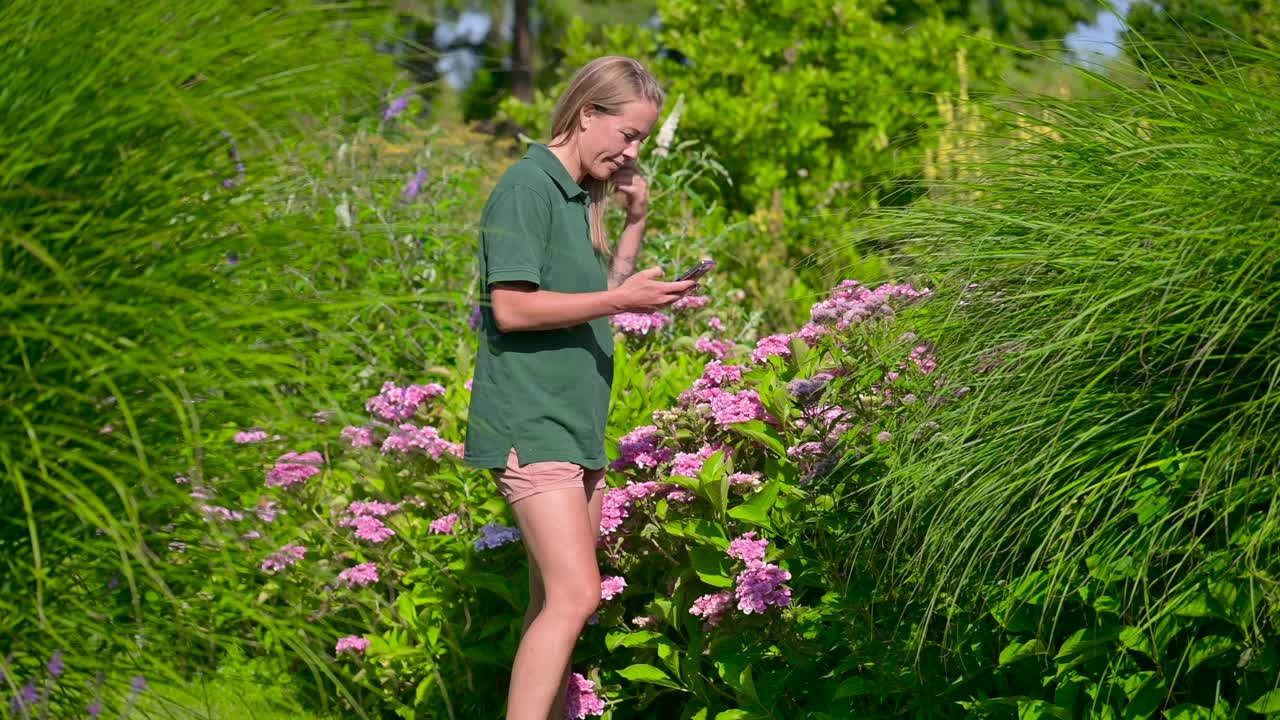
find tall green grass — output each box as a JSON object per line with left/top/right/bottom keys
{"left": 845, "top": 40, "right": 1279, "bottom": 702}
{"left": 0, "top": 0, "right": 408, "bottom": 712}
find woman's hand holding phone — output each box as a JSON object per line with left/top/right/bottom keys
{"left": 615, "top": 268, "right": 697, "bottom": 313}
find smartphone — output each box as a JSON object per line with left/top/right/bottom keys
{"left": 677, "top": 258, "right": 716, "bottom": 282}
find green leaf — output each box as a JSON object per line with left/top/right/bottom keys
{"left": 1165, "top": 704, "right": 1213, "bottom": 720}
{"left": 727, "top": 503, "right": 773, "bottom": 530}
{"left": 714, "top": 711, "right": 754, "bottom": 720}
{"left": 606, "top": 630, "right": 664, "bottom": 652}
{"left": 1246, "top": 689, "right": 1280, "bottom": 714}
{"left": 618, "top": 663, "right": 682, "bottom": 689}
{"left": 691, "top": 546, "right": 734, "bottom": 588}
{"left": 730, "top": 420, "right": 785, "bottom": 457}
{"left": 834, "top": 676, "right": 875, "bottom": 698}
{"left": 999, "top": 638, "right": 1047, "bottom": 665}
{"left": 1187, "top": 635, "right": 1235, "bottom": 671}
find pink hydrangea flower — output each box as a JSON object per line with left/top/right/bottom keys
{"left": 670, "top": 444, "right": 724, "bottom": 478}
{"left": 610, "top": 425, "right": 673, "bottom": 472}
{"left": 199, "top": 504, "right": 244, "bottom": 522}
{"left": 689, "top": 591, "right": 734, "bottom": 629}
{"left": 632, "top": 614, "right": 660, "bottom": 628}
{"left": 734, "top": 560, "right": 791, "bottom": 614}
{"left": 261, "top": 543, "right": 306, "bottom": 572}
{"left": 710, "top": 389, "right": 769, "bottom": 426}
{"left": 610, "top": 311, "right": 671, "bottom": 337}
{"left": 380, "top": 424, "right": 463, "bottom": 459}
{"left": 562, "top": 672, "right": 605, "bottom": 718}
{"left": 335, "top": 635, "right": 369, "bottom": 655}
{"left": 339, "top": 426, "right": 374, "bottom": 448}
{"left": 365, "top": 381, "right": 446, "bottom": 422}
{"left": 600, "top": 576, "right": 627, "bottom": 601}
{"left": 728, "top": 472, "right": 764, "bottom": 493}
{"left": 708, "top": 316, "right": 725, "bottom": 332}
{"left": 233, "top": 430, "right": 268, "bottom": 444}
{"left": 429, "top": 513, "right": 458, "bottom": 535}
{"left": 672, "top": 294, "right": 711, "bottom": 312}
{"left": 727, "top": 531, "right": 768, "bottom": 563}
{"left": 336, "top": 562, "right": 379, "bottom": 588}
{"left": 695, "top": 336, "right": 732, "bottom": 360}
{"left": 340, "top": 515, "right": 395, "bottom": 544}
{"left": 265, "top": 450, "right": 324, "bottom": 488}
{"left": 751, "top": 333, "right": 792, "bottom": 364}
{"left": 348, "top": 500, "right": 401, "bottom": 517}
{"left": 807, "top": 280, "right": 930, "bottom": 329}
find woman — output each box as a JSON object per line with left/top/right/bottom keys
{"left": 463, "top": 56, "right": 696, "bottom": 720}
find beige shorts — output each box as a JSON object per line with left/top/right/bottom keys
{"left": 490, "top": 447, "right": 607, "bottom": 504}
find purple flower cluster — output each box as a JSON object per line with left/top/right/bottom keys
{"left": 261, "top": 543, "right": 306, "bottom": 572}
{"left": 365, "top": 381, "right": 446, "bottom": 422}
{"left": 727, "top": 531, "right": 768, "bottom": 562}
{"left": 265, "top": 450, "right": 323, "bottom": 488}
{"left": 709, "top": 389, "right": 770, "bottom": 426}
{"left": 670, "top": 443, "right": 725, "bottom": 478}
{"left": 348, "top": 500, "right": 401, "bottom": 517}
{"left": 689, "top": 591, "right": 734, "bottom": 629}
{"left": 610, "top": 311, "right": 670, "bottom": 337}
{"left": 474, "top": 523, "right": 521, "bottom": 551}
{"left": 383, "top": 92, "right": 411, "bottom": 121}
{"left": 402, "top": 168, "right": 428, "bottom": 202}
{"left": 688, "top": 533, "right": 792, "bottom": 626}
{"left": 199, "top": 504, "right": 244, "bottom": 522}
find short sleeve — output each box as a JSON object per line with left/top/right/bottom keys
{"left": 482, "top": 186, "right": 551, "bottom": 287}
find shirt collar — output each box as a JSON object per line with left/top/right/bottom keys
{"left": 526, "top": 142, "right": 588, "bottom": 201}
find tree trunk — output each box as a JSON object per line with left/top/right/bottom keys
{"left": 510, "top": 0, "right": 533, "bottom": 102}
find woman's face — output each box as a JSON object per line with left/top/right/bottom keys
{"left": 578, "top": 100, "right": 659, "bottom": 181}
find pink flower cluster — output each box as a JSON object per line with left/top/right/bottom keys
{"left": 678, "top": 361, "right": 744, "bottom": 406}
{"left": 610, "top": 425, "right": 673, "bottom": 472}
{"left": 335, "top": 636, "right": 368, "bottom": 655}
{"left": 340, "top": 515, "right": 395, "bottom": 544}
{"left": 562, "top": 672, "right": 605, "bottom": 718}
{"left": 808, "top": 280, "right": 929, "bottom": 329}
{"left": 233, "top": 430, "right": 268, "bottom": 444}
{"left": 261, "top": 543, "right": 306, "bottom": 573}
{"left": 709, "top": 389, "right": 770, "bottom": 426}
{"left": 610, "top": 311, "right": 670, "bottom": 337}
{"left": 689, "top": 591, "right": 734, "bottom": 629}
{"left": 672, "top": 294, "right": 710, "bottom": 312}
{"left": 339, "top": 426, "right": 374, "bottom": 448}
{"left": 695, "top": 336, "right": 732, "bottom": 359}
{"left": 429, "top": 513, "right": 458, "bottom": 535}
{"left": 751, "top": 333, "right": 792, "bottom": 364}
{"left": 265, "top": 450, "right": 323, "bottom": 488}
{"left": 336, "top": 562, "right": 378, "bottom": 588}
{"left": 380, "top": 424, "right": 464, "bottom": 459}
{"left": 348, "top": 500, "right": 401, "bottom": 517}
{"left": 670, "top": 443, "right": 725, "bottom": 478}
{"left": 199, "top": 504, "right": 244, "bottom": 522}
{"left": 688, "top": 533, "right": 792, "bottom": 626}
{"left": 600, "top": 576, "right": 627, "bottom": 601}
{"left": 600, "top": 481, "right": 694, "bottom": 535}
{"left": 365, "top": 380, "right": 446, "bottom": 422}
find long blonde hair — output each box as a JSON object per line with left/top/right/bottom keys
{"left": 548, "top": 56, "right": 664, "bottom": 256}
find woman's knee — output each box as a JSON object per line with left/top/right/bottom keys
{"left": 544, "top": 580, "right": 601, "bottom": 622}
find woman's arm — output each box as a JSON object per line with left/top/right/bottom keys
{"left": 608, "top": 213, "right": 645, "bottom": 290}
{"left": 491, "top": 269, "right": 694, "bottom": 333}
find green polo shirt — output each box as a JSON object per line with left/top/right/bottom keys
{"left": 463, "top": 143, "right": 614, "bottom": 471}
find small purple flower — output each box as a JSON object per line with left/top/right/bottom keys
{"left": 46, "top": 650, "right": 63, "bottom": 678}
{"left": 129, "top": 675, "right": 147, "bottom": 693}
{"left": 402, "top": 168, "right": 428, "bottom": 201}
{"left": 220, "top": 131, "right": 245, "bottom": 189}
{"left": 87, "top": 699, "right": 102, "bottom": 717}
{"left": 384, "top": 92, "right": 412, "bottom": 121}
{"left": 468, "top": 304, "right": 482, "bottom": 331}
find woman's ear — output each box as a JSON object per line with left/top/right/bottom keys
{"left": 579, "top": 104, "right": 595, "bottom": 131}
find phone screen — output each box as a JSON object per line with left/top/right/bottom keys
{"left": 678, "top": 259, "right": 716, "bottom": 282}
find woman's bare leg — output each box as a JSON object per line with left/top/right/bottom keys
{"left": 506, "top": 485, "right": 605, "bottom": 720}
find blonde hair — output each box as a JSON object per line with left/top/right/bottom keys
{"left": 548, "top": 56, "right": 664, "bottom": 256}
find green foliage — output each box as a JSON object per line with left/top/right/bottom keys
{"left": 1124, "top": 0, "right": 1280, "bottom": 70}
